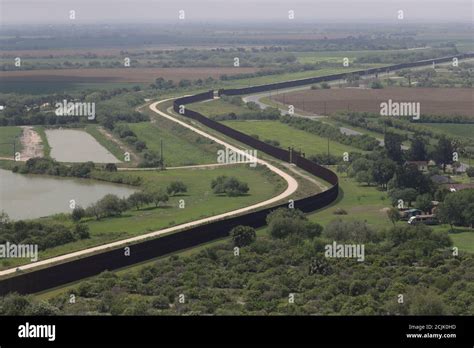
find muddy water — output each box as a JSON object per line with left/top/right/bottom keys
{"left": 0, "top": 169, "right": 136, "bottom": 220}
{"left": 45, "top": 129, "right": 120, "bottom": 163}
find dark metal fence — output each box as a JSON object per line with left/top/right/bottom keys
{"left": 2, "top": 52, "right": 470, "bottom": 295}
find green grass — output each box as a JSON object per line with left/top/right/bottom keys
{"left": 0, "top": 126, "right": 22, "bottom": 157}
{"left": 0, "top": 164, "right": 286, "bottom": 270}
{"left": 421, "top": 123, "right": 474, "bottom": 140}
{"left": 128, "top": 116, "right": 222, "bottom": 167}
{"left": 188, "top": 99, "right": 249, "bottom": 118}
{"left": 0, "top": 81, "right": 145, "bottom": 95}
{"left": 448, "top": 229, "right": 474, "bottom": 253}
{"left": 221, "top": 120, "right": 362, "bottom": 157}
{"left": 33, "top": 125, "right": 50, "bottom": 158}
{"left": 307, "top": 170, "right": 391, "bottom": 228}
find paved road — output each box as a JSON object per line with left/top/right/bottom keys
{"left": 0, "top": 98, "right": 299, "bottom": 278}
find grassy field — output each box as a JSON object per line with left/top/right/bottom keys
{"left": 188, "top": 99, "right": 250, "bottom": 118}
{"left": 221, "top": 120, "right": 362, "bottom": 158}
{"left": 447, "top": 229, "right": 474, "bottom": 253}
{"left": 421, "top": 123, "right": 474, "bottom": 140}
{"left": 308, "top": 170, "right": 391, "bottom": 228}
{"left": 129, "top": 112, "right": 223, "bottom": 166}
{"left": 0, "top": 163, "right": 286, "bottom": 270}
{"left": 0, "top": 81, "right": 145, "bottom": 95}
{"left": 0, "top": 126, "right": 22, "bottom": 157}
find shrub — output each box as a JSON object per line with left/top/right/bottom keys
{"left": 167, "top": 181, "right": 187, "bottom": 196}
{"left": 211, "top": 176, "right": 249, "bottom": 197}
{"left": 230, "top": 225, "right": 257, "bottom": 247}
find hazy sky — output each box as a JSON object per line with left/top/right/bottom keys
{"left": 0, "top": 0, "right": 472, "bottom": 25}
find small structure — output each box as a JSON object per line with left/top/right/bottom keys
{"left": 443, "top": 183, "right": 474, "bottom": 192}
{"left": 405, "top": 160, "right": 432, "bottom": 172}
{"left": 431, "top": 175, "right": 455, "bottom": 185}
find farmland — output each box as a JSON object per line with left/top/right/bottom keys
{"left": 273, "top": 87, "right": 474, "bottom": 117}
{"left": 421, "top": 123, "right": 474, "bottom": 140}
{"left": 0, "top": 67, "right": 260, "bottom": 84}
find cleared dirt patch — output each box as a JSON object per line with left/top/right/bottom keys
{"left": 0, "top": 67, "right": 260, "bottom": 83}
{"left": 19, "top": 126, "right": 43, "bottom": 161}
{"left": 274, "top": 87, "right": 474, "bottom": 117}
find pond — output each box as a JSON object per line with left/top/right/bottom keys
{"left": 45, "top": 129, "right": 120, "bottom": 163}
{"left": 0, "top": 169, "right": 136, "bottom": 220}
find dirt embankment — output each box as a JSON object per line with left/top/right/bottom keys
{"left": 19, "top": 126, "right": 43, "bottom": 161}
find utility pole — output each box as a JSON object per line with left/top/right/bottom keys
{"left": 160, "top": 139, "right": 164, "bottom": 169}
{"left": 327, "top": 136, "right": 330, "bottom": 165}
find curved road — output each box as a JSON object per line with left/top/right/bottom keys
{"left": 0, "top": 98, "right": 299, "bottom": 278}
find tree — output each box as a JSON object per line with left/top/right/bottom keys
{"left": 437, "top": 195, "right": 462, "bottom": 231}
{"left": 104, "top": 163, "right": 117, "bottom": 172}
{"left": 433, "top": 136, "right": 454, "bottom": 172}
{"left": 86, "top": 203, "right": 102, "bottom": 220}
{"left": 230, "top": 225, "right": 256, "bottom": 247}
{"left": 387, "top": 207, "right": 400, "bottom": 226}
{"left": 466, "top": 167, "right": 474, "bottom": 179}
{"left": 73, "top": 223, "right": 90, "bottom": 239}
{"left": 323, "top": 219, "right": 378, "bottom": 243}
{"left": 355, "top": 170, "right": 373, "bottom": 186}
{"left": 437, "top": 189, "right": 474, "bottom": 229}
{"left": 127, "top": 191, "right": 151, "bottom": 210}
{"left": 463, "top": 203, "right": 474, "bottom": 228}
{"left": 97, "top": 194, "right": 126, "bottom": 217}
{"left": 266, "top": 208, "right": 322, "bottom": 239}
{"left": 414, "top": 193, "right": 433, "bottom": 213}
{"left": 409, "top": 289, "right": 447, "bottom": 315}
{"left": 389, "top": 188, "right": 418, "bottom": 208}
{"left": 384, "top": 132, "right": 404, "bottom": 163}
{"left": 372, "top": 158, "right": 396, "bottom": 189}
{"left": 211, "top": 176, "right": 249, "bottom": 197}
{"left": 408, "top": 135, "right": 428, "bottom": 161}
{"left": 370, "top": 80, "right": 384, "bottom": 89}
{"left": 71, "top": 206, "right": 86, "bottom": 222}
{"left": 167, "top": 181, "right": 187, "bottom": 196}
{"left": 150, "top": 190, "right": 169, "bottom": 208}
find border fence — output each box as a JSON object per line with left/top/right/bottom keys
{"left": 0, "top": 53, "right": 471, "bottom": 295}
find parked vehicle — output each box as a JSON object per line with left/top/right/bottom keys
{"left": 408, "top": 214, "right": 439, "bottom": 225}
{"left": 400, "top": 208, "right": 423, "bottom": 221}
